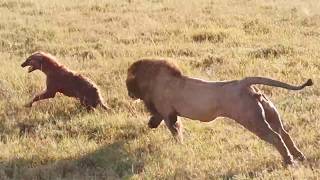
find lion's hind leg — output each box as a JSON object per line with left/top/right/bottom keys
{"left": 235, "top": 98, "right": 294, "bottom": 164}
{"left": 259, "top": 96, "right": 305, "bottom": 161}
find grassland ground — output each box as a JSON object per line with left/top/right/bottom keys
{"left": 0, "top": 0, "right": 319, "bottom": 179}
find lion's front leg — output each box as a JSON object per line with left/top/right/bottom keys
{"left": 164, "top": 114, "right": 183, "bottom": 143}
{"left": 148, "top": 114, "right": 163, "bottom": 128}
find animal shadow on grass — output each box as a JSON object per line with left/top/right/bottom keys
{"left": 1, "top": 119, "right": 148, "bottom": 179}
{"left": 16, "top": 104, "right": 85, "bottom": 137}
{"left": 215, "top": 154, "right": 320, "bottom": 179}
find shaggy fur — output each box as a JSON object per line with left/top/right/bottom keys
{"left": 126, "top": 59, "right": 313, "bottom": 165}
{"left": 21, "top": 51, "right": 110, "bottom": 111}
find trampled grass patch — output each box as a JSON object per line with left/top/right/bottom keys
{"left": 248, "top": 45, "right": 294, "bottom": 59}
{"left": 191, "top": 30, "right": 228, "bottom": 43}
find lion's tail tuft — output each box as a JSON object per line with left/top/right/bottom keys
{"left": 242, "top": 77, "right": 313, "bottom": 90}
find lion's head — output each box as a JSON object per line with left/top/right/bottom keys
{"left": 126, "top": 71, "right": 140, "bottom": 99}
{"left": 126, "top": 59, "right": 182, "bottom": 100}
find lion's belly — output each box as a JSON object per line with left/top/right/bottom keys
{"left": 181, "top": 111, "right": 219, "bottom": 122}
{"left": 174, "top": 97, "right": 221, "bottom": 122}
{"left": 173, "top": 83, "right": 223, "bottom": 121}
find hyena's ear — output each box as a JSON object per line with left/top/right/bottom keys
{"left": 30, "top": 51, "right": 42, "bottom": 56}
{"left": 34, "top": 50, "right": 45, "bottom": 54}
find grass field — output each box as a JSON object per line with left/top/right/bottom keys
{"left": 0, "top": 0, "right": 319, "bottom": 179}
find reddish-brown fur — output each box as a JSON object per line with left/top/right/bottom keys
{"left": 21, "top": 51, "right": 110, "bottom": 111}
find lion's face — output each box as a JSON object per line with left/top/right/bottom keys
{"left": 126, "top": 59, "right": 182, "bottom": 101}
{"left": 126, "top": 73, "right": 141, "bottom": 100}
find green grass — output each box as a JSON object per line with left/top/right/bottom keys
{"left": 0, "top": 0, "right": 319, "bottom": 179}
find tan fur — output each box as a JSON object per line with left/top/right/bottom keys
{"left": 126, "top": 59, "right": 313, "bottom": 164}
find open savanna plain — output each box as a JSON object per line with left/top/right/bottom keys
{"left": 0, "top": 0, "right": 319, "bottom": 179}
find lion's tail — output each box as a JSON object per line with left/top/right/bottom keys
{"left": 241, "top": 77, "right": 313, "bottom": 90}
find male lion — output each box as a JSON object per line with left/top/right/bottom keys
{"left": 126, "top": 59, "right": 313, "bottom": 165}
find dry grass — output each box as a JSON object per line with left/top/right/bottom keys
{"left": 0, "top": 0, "right": 319, "bottom": 179}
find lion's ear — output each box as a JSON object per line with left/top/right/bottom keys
{"left": 127, "top": 73, "right": 135, "bottom": 80}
